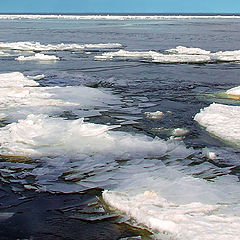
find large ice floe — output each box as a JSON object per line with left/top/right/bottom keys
{"left": 194, "top": 103, "right": 240, "bottom": 146}
{"left": 16, "top": 53, "right": 60, "bottom": 61}
{"left": 0, "top": 41, "right": 122, "bottom": 52}
{"left": 103, "top": 166, "right": 240, "bottom": 240}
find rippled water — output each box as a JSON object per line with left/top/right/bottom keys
{"left": 0, "top": 16, "right": 240, "bottom": 240}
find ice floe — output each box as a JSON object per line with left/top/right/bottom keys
{"left": 0, "top": 41, "right": 122, "bottom": 52}
{"left": 194, "top": 103, "right": 240, "bottom": 146}
{"left": 166, "top": 46, "right": 211, "bottom": 55}
{"left": 102, "top": 160, "right": 240, "bottom": 240}
{"left": 0, "top": 72, "right": 39, "bottom": 88}
{"left": 145, "top": 111, "right": 164, "bottom": 119}
{"left": 0, "top": 72, "right": 119, "bottom": 121}
{"left": 103, "top": 189, "right": 240, "bottom": 240}
{"left": 202, "top": 148, "right": 217, "bottom": 160}
{"left": 212, "top": 50, "right": 240, "bottom": 62}
{"left": 95, "top": 49, "right": 212, "bottom": 63}
{"left": 226, "top": 86, "right": 240, "bottom": 96}
{"left": 0, "top": 114, "right": 185, "bottom": 158}
{"left": 16, "top": 53, "right": 60, "bottom": 61}
{"left": 172, "top": 128, "right": 189, "bottom": 137}
{"left": 218, "top": 85, "right": 240, "bottom": 100}
{"left": 94, "top": 50, "right": 159, "bottom": 60}
{"left": 95, "top": 46, "right": 240, "bottom": 64}
{"left": 152, "top": 54, "right": 211, "bottom": 63}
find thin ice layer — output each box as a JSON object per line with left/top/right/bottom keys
{"left": 194, "top": 103, "right": 240, "bottom": 145}
{"left": 0, "top": 41, "right": 122, "bottom": 51}
{"left": 16, "top": 53, "right": 60, "bottom": 61}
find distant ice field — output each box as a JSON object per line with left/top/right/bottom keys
{"left": 0, "top": 14, "right": 240, "bottom": 20}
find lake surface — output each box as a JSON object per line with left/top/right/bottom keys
{"left": 0, "top": 15, "right": 240, "bottom": 240}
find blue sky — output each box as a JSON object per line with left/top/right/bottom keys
{"left": 0, "top": 0, "right": 240, "bottom": 13}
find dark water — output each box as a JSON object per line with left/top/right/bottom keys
{"left": 0, "top": 16, "right": 240, "bottom": 239}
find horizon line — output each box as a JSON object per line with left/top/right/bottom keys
{"left": 0, "top": 12, "right": 240, "bottom": 15}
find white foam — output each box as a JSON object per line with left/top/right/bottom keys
{"left": 16, "top": 53, "right": 60, "bottom": 61}
{"left": 194, "top": 103, "right": 240, "bottom": 146}
{"left": 0, "top": 41, "right": 122, "bottom": 52}
{"left": 0, "top": 14, "right": 240, "bottom": 20}
{"left": 226, "top": 86, "right": 240, "bottom": 96}
{"left": 166, "top": 46, "right": 211, "bottom": 55}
